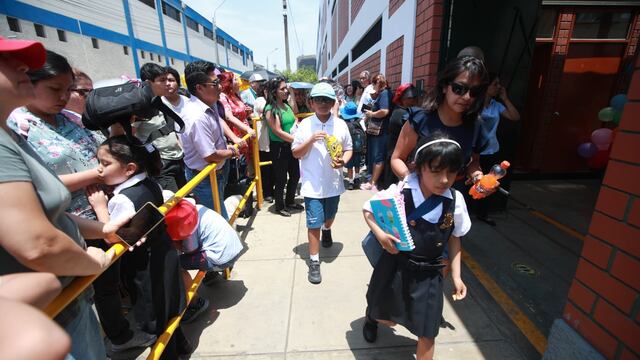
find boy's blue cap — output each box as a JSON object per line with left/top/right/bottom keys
{"left": 309, "top": 82, "right": 336, "bottom": 100}
{"left": 340, "top": 101, "right": 361, "bottom": 120}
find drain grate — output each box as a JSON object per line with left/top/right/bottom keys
{"left": 512, "top": 262, "right": 538, "bottom": 276}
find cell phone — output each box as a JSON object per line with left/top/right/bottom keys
{"left": 115, "top": 202, "right": 165, "bottom": 246}
{"left": 361, "top": 103, "right": 372, "bottom": 111}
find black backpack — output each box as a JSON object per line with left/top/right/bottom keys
{"left": 346, "top": 120, "right": 366, "bottom": 153}
{"left": 82, "top": 81, "right": 184, "bottom": 143}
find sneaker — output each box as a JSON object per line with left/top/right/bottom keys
{"left": 363, "top": 317, "right": 378, "bottom": 343}
{"left": 111, "top": 330, "right": 157, "bottom": 352}
{"left": 181, "top": 297, "right": 210, "bottom": 324}
{"left": 203, "top": 271, "right": 220, "bottom": 286}
{"left": 321, "top": 229, "right": 333, "bottom": 248}
{"left": 308, "top": 260, "right": 322, "bottom": 284}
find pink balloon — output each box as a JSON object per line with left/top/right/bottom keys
{"left": 591, "top": 128, "right": 613, "bottom": 147}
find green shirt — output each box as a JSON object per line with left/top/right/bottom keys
{"left": 265, "top": 103, "right": 296, "bottom": 142}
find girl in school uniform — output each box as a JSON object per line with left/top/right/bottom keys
{"left": 87, "top": 135, "right": 190, "bottom": 357}
{"left": 362, "top": 132, "right": 472, "bottom": 360}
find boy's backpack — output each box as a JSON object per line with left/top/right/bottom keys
{"left": 346, "top": 120, "right": 366, "bottom": 153}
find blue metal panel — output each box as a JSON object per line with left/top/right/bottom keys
{"left": 121, "top": 0, "right": 140, "bottom": 78}
{"left": 155, "top": 0, "right": 169, "bottom": 66}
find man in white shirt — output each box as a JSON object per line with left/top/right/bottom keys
{"left": 357, "top": 70, "right": 375, "bottom": 113}
{"left": 240, "top": 73, "right": 266, "bottom": 109}
{"left": 292, "top": 83, "right": 353, "bottom": 284}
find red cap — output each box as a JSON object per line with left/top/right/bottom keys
{"left": 0, "top": 36, "right": 46, "bottom": 70}
{"left": 164, "top": 200, "right": 198, "bottom": 241}
{"left": 392, "top": 83, "right": 416, "bottom": 106}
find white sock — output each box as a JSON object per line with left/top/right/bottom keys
{"left": 321, "top": 225, "right": 331, "bottom": 231}
{"left": 310, "top": 253, "right": 320, "bottom": 262}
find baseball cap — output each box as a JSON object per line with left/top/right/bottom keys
{"left": 249, "top": 73, "right": 266, "bottom": 82}
{"left": 392, "top": 83, "right": 418, "bottom": 105}
{"left": 164, "top": 199, "right": 198, "bottom": 240}
{"left": 0, "top": 36, "right": 46, "bottom": 70}
{"left": 309, "top": 82, "right": 336, "bottom": 100}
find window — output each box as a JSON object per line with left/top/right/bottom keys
{"left": 34, "top": 23, "right": 46, "bottom": 38}
{"left": 331, "top": 68, "right": 337, "bottom": 78}
{"left": 158, "top": 55, "right": 162, "bottom": 62}
{"left": 186, "top": 16, "right": 199, "bottom": 32}
{"left": 57, "top": 29, "right": 67, "bottom": 42}
{"left": 351, "top": 17, "right": 382, "bottom": 61}
{"left": 232, "top": 44, "right": 239, "bottom": 54}
{"left": 216, "top": 35, "right": 225, "bottom": 46}
{"left": 572, "top": 12, "right": 632, "bottom": 40}
{"left": 204, "top": 27, "right": 213, "bottom": 40}
{"left": 338, "top": 55, "right": 348, "bottom": 72}
{"left": 139, "top": 0, "right": 155, "bottom": 9}
{"left": 162, "top": 2, "right": 181, "bottom": 23}
{"left": 170, "top": 57, "right": 175, "bottom": 65}
{"left": 123, "top": 46, "right": 129, "bottom": 55}
{"left": 91, "top": 37, "right": 99, "bottom": 49}
{"left": 141, "top": 50, "right": 146, "bottom": 59}
{"left": 150, "top": 53, "right": 154, "bottom": 61}
{"left": 7, "top": 17, "right": 21, "bottom": 32}
{"left": 536, "top": 8, "right": 557, "bottom": 38}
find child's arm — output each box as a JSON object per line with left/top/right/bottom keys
{"left": 448, "top": 235, "right": 467, "bottom": 300}
{"left": 363, "top": 210, "right": 400, "bottom": 254}
{"left": 292, "top": 130, "right": 327, "bottom": 159}
{"left": 59, "top": 169, "right": 101, "bottom": 192}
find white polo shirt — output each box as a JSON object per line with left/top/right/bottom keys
{"left": 292, "top": 114, "right": 353, "bottom": 199}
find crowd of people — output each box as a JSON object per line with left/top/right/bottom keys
{"left": 0, "top": 33, "right": 519, "bottom": 360}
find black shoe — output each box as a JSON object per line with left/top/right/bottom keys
{"left": 321, "top": 229, "right": 333, "bottom": 248}
{"left": 308, "top": 260, "right": 322, "bottom": 284}
{"left": 347, "top": 181, "right": 354, "bottom": 190}
{"left": 276, "top": 208, "right": 291, "bottom": 217}
{"left": 286, "top": 203, "right": 304, "bottom": 211}
{"left": 477, "top": 215, "right": 496, "bottom": 227}
{"left": 264, "top": 196, "right": 274, "bottom": 203}
{"left": 203, "top": 271, "right": 220, "bottom": 286}
{"left": 182, "top": 297, "right": 209, "bottom": 324}
{"left": 176, "top": 331, "right": 194, "bottom": 356}
{"left": 353, "top": 178, "right": 361, "bottom": 188}
{"left": 363, "top": 318, "right": 378, "bottom": 343}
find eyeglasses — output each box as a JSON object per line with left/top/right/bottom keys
{"left": 312, "top": 97, "right": 335, "bottom": 104}
{"left": 450, "top": 82, "right": 484, "bottom": 98}
{"left": 71, "top": 88, "right": 92, "bottom": 97}
{"left": 200, "top": 80, "right": 220, "bottom": 87}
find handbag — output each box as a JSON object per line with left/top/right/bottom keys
{"left": 365, "top": 117, "right": 383, "bottom": 136}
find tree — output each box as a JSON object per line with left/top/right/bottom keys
{"left": 278, "top": 67, "right": 317, "bottom": 83}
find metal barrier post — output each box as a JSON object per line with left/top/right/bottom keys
{"left": 210, "top": 169, "right": 221, "bottom": 215}
{"left": 252, "top": 117, "right": 263, "bottom": 209}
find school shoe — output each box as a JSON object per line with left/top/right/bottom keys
{"left": 321, "top": 229, "right": 333, "bottom": 248}
{"left": 308, "top": 260, "right": 322, "bottom": 284}
{"left": 347, "top": 181, "right": 354, "bottom": 190}
{"left": 362, "top": 317, "right": 378, "bottom": 343}
{"left": 111, "top": 330, "right": 157, "bottom": 352}
{"left": 286, "top": 203, "right": 304, "bottom": 211}
{"left": 203, "top": 271, "right": 220, "bottom": 286}
{"left": 276, "top": 208, "right": 291, "bottom": 217}
{"left": 181, "top": 297, "right": 209, "bottom": 324}
{"left": 353, "top": 178, "right": 361, "bottom": 189}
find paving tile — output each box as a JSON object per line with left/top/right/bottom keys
{"left": 234, "top": 207, "right": 303, "bottom": 261}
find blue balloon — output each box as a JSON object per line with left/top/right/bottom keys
{"left": 610, "top": 94, "right": 628, "bottom": 112}
{"left": 577, "top": 142, "right": 598, "bottom": 158}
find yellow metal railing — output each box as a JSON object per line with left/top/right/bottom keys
{"left": 44, "top": 117, "right": 268, "bottom": 359}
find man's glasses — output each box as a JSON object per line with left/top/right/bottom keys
{"left": 71, "top": 88, "right": 92, "bottom": 98}
{"left": 201, "top": 80, "right": 220, "bottom": 87}
{"left": 313, "top": 97, "right": 335, "bottom": 104}
{"left": 450, "top": 82, "right": 484, "bottom": 98}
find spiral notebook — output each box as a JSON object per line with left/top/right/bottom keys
{"left": 369, "top": 194, "right": 415, "bottom": 251}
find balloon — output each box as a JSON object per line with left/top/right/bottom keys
{"left": 612, "top": 110, "right": 622, "bottom": 126}
{"left": 598, "top": 107, "right": 615, "bottom": 122}
{"left": 591, "top": 128, "right": 613, "bottom": 148}
{"left": 610, "top": 94, "right": 628, "bottom": 112}
{"left": 577, "top": 142, "right": 598, "bottom": 158}
{"left": 587, "top": 150, "right": 609, "bottom": 170}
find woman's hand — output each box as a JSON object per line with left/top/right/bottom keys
{"left": 377, "top": 233, "right": 400, "bottom": 254}
{"left": 86, "top": 246, "right": 115, "bottom": 270}
{"left": 101, "top": 215, "right": 131, "bottom": 245}
{"left": 244, "top": 126, "right": 256, "bottom": 138}
{"left": 86, "top": 185, "right": 108, "bottom": 211}
{"left": 233, "top": 137, "right": 248, "bottom": 149}
{"left": 452, "top": 277, "right": 467, "bottom": 301}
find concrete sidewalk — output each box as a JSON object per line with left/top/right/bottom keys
{"left": 178, "top": 188, "right": 539, "bottom": 360}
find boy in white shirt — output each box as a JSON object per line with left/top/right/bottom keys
{"left": 292, "top": 83, "right": 353, "bottom": 284}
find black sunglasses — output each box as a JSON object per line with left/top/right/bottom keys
{"left": 200, "top": 80, "right": 220, "bottom": 87}
{"left": 450, "top": 82, "right": 484, "bottom": 98}
{"left": 312, "top": 96, "right": 335, "bottom": 104}
{"left": 71, "top": 88, "right": 92, "bottom": 97}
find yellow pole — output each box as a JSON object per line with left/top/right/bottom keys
{"left": 228, "top": 180, "right": 257, "bottom": 225}
{"left": 252, "top": 116, "right": 263, "bottom": 209}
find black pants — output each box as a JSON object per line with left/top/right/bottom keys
{"left": 271, "top": 141, "right": 300, "bottom": 211}
{"left": 259, "top": 150, "right": 275, "bottom": 198}
{"left": 155, "top": 158, "right": 187, "bottom": 193}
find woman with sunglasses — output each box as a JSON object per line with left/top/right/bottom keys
{"left": 265, "top": 77, "right": 303, "bottom": 217}
{"left": 391, "top": 56, "right": 489, "bottom": 189}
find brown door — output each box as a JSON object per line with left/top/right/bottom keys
{"left": 540, "top": 42, "right": 625, "bottom": 172}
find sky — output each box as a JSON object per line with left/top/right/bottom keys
{"left": 183, "top": 0, "right": 319, "bottom": 72}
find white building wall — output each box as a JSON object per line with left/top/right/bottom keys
{"left": 128, "top": 0, "right": 162, "bottom": 46}
{"left": 0, "top": 16, "right": 136, "bottom": 81}
{"left": 228, "top": 51, "right": 244, "bottom": 70}
{"left": 163, "top": 15, "right": 186, "bottom": 53}
{"left": 188, "top": 28, "right": 215, "bottom": 63}
{"left": 24, "top": 0, "right": 127, "bottom": 34}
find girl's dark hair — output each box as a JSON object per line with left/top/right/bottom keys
{"left": 422, "top": 56, "right": 488, "bottom": 126}
{"left": 27, "top": 50, "right": 73, "bottom": 83}
{"left": 351, "top": 79, "right": 362, "bottom": 91}
{"left": 140, "top": 62, "right": 166, "bottom": 82}
{"left": 264, "top": 77, "right": 287, "bottom": 116}
{"left": 100, "top": 135, "right": 162, "bottom": 177}
{"left": 414, "top": 131, "right": 464, "bottom": 175}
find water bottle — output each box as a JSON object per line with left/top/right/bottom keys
{"left": 469, "top": 161, "right": 510, "bottom": 199}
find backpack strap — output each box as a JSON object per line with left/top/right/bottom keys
{"left": 141, "top": 97, "right": 185, "bottom": 144}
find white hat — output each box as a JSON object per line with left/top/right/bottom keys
{"left": 249, "top": 73, "right": 266, "bottom": 82}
